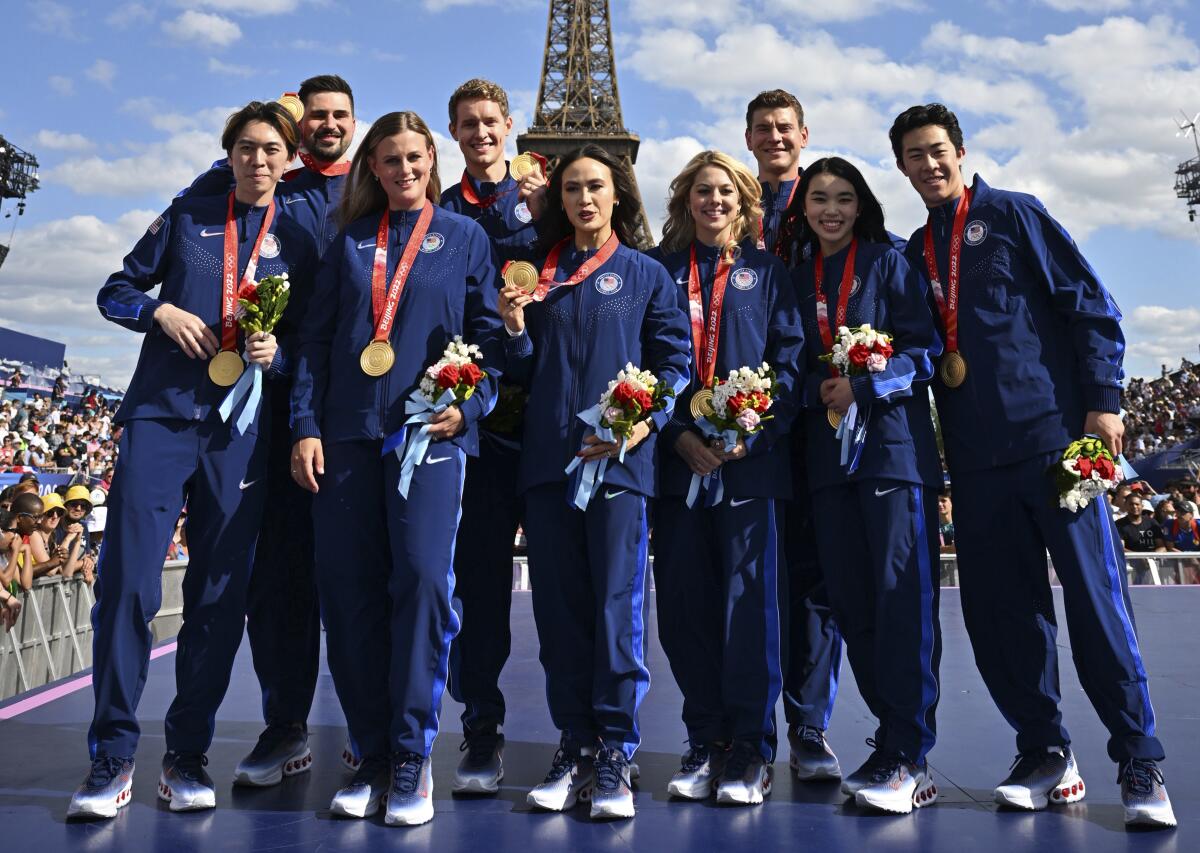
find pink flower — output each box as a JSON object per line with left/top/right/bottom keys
{"left": 604, "top": 406, "right": 623, "bottom": 423}
{"left": 736, "top": 409, "right": 761, "bottom": 431}
{"left": 866, "top": 352, "right": 888, "bottom": 373}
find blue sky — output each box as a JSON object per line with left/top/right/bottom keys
{"left": 1, "top": 0, "right": 1198, "bottom": 386}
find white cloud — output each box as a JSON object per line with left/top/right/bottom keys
{"left": 631, "top": 136, "right": 708, "bottom": 240}
{"left": 48, "top": 75, "right": 75, "bottom": 96}
{"left": 34, "top": 130, "right": 95, "bottom": 152}
{"left": 162, "top": 10, "right": 242, "bottom": 47}
{"left": 627, "top": 0, "right": 745, "bottom": 25}
{"left": 44, "top": 131, "right": 222, "bottom": 199}
{"left": 85, "top": 59, "right": 117, "bottom": 88}
{"left": 1038, "top": 0, "right": 1130, "bottom": 10}
{"left": 193, "top": 0, "right": 300, "bottom": 13}
{"left": 773, "top": 0, "right": 924, "bottom": 22}
{"left": 1123, "top": 306, "right": 1200, "bottom": 379}
{"left": 106, "top": 2, "right": 154, "bottom": 28}
{"left": 207, "top": 57, "right": 256, "bottom": 77}
{"left": 29, "top": 0, "right": 83, "bottom": 39}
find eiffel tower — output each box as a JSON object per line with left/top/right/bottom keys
{"left": 517, "top": 0, "right": 655, "bottom": 249}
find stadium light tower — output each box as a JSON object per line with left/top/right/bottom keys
{"left": 1175, "top": 111, "right": 1200, "bottom": 223}
{"left": 0, "top": 134, "right": 40, "bottom": 271}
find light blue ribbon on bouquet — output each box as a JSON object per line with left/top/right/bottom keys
{"left": 217, "top": 356, "right": 263, "bottom": 436}
{"left": 564, "top": 404, "right": 627, "bottom": 510}
{"left": 835, "top": 401, "right": 869, "bottom": 474}
{"left": 686, "top": 417, "right": 739, "bottom": 508}
{"left": 382, "top": 387, "right": 457, "bottom": 498}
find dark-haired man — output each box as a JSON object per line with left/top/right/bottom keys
{"left": 744, "top": 89, "right": 842, "bottom": 783}
{"left": 891, "top": 102, "right": 1174, "bottom": 829}
{"left": 183, "top": 77, "right": 358, "bottom": 788}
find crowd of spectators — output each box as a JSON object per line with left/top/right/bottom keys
{"left": 1121, "top": 357, "right": 1200, "bottom": 460}
{"left": 0, "top": 386, "right": 119, "bottom": 481}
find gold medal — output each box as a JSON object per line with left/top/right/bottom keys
{"left": 510, "top": 153, "right": 540, "bottom": 180}
{"left": 503, "top": 261, "right": 539, "bottom": 295}
{"left": 689, "top": 388, "right": 715, "bottom": 421}
{"left": 940, "top": 351, "right": 967, "bottom": 388}
{"left": 277, "top": 93, "right": 304, "bottom": 123}
{"left": 208, "top": 350, "right": 244, "bottom": 387}
{"left": 827, "top": 408, "right": 842, "bottom": 430}
{"left": 360, "top": 340, "right": 395, "bottom": 377}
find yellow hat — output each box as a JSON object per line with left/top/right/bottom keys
{"left": 65, "top": 484, "right": 93, "bottom": 506}
{"left": 41, "top": 492, "right": 65, "bottom": 513}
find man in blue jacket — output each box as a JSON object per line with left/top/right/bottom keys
{"left": 892, "top": 103, "right": 1175, "bottom": 829}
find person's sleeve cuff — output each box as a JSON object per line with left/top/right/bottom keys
{"left": 1085, "top": 384, "right": 1121, "bottom": 414}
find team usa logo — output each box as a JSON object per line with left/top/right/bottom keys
{"left": 964, "top": 220, "right": 988, "bottom": 246}
{"left": 259, "top": 233, "right": 281, "bottom": 259}
{"left": 514, "top": 202, "right": 533, "bottom": 224}
{"left": 420, "top": 233, "right": 446, "bottom": 253}
{"left": 731, "top": 268, "right": 758, "bottom": 291}
{"left": 595, "top": 272, "right": 623, "bottom": 295}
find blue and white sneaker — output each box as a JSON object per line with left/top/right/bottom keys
{"left": 158, "top": 752, "right": 216, "bottom": 812}
{"left": 528, "top": 744, "right": 593, "bottom": 811}
{"left": 667, "top": 743, "right": 727, "bottom": 800}
{"left": 1119, "top": 759, "right": 1176, "bottom": 828}
{"left": 995, "top": 747, "right": 1084, "bottom": 810}
{"left": 453, "top": 729, "right": 504, "bottom": 794}
{"left": 715, "top": 740, "right": 773, "bottom": 806}
{"left": 590, "top": 747, "right": 635, "bottom": 819}
{"left": 789, "top": 725, "right": 841, "bottom": 781}
{"left": 385, "top": 752, "right": 435, "bottom": 826}
{"left": 330, "top": 754, "right": 390, "bottom": 818}
{"left": 855, "top": 756, "right": 937, "bottom": 814}
{"left": 67, "top": 756, "right": 135, "bottom": 819}
{"left": 841, "top": 738, "right": 890, "bottom": 796}
{"left": 233, "top": 724, "right": 312, "bottom": 787}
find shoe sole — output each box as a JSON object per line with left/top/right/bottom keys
{"left": 329, "top": 792, "right": 384, "bottom": 818}
{"left": 527, "top": 781, "right": 591, "bottom": 811}
{"left": 855, "top": 776, "right": 937, "bottom": 814}
{"left": 667, "top": 778, "right": 716, "bottom": 800}
{"left": 1124, "top": 807, "right": 1177, "bottom": 828}
{"left": 791, "top": 755, "right": 843, "bottom": 781}
{"left": 67, "top": 779, "right": 133, "bottom": 819}
{"left": 717, "top": 771, "right": 773, "bottom": 806}
{"left": 995, "top": 766, "right": 1085, "bottom": 811}
{"left": 233, "top": 747, "right": 313, "bottom": 787}
{"left": 158, "top": 775, "right": 216, "bottom": 811}
{"left": 452, "top": 769, "right": 503, "bottom": 795}
{"left": 590, "top": 800, "right": 635, "bottom": 819}
{"left": 384, "top": 806, "right": 435, "bottom": 826}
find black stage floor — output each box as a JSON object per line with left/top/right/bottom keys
{"left": 0, "top": 589, "right": 1194, "bottom": 851}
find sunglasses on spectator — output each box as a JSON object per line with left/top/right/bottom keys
{"left": 65, "top": 501, "right": 89, "bottom": 510}
{"left": 45, "top": 508, "right": 65, "bottom": 519}
{"left": 16, "top": 512, "right": 43, "bottom": 522}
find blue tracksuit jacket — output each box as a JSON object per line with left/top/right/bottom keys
{"left": 794, "top": 239, "right": 943, "bottom": 491}
{"left": 97, "top": 195, "right": 318, "bottom": 428}
{"left": 647, "top": 238, "right": 804, "bottom": 500}
{"left": 440, "top": 167, "right": 540, "bottom": 264}
{"left": 289, "top": 205, "right": 504, "bottom": 455}
{"left": 505, "top": 241, "right": 692, "bottom": 497}
{"left": 905, "top": 174, "right": 1125, "bottom": 474}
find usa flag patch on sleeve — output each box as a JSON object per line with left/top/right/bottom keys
{"left": 147, "top": 215, "right": 164, "bottom": 235}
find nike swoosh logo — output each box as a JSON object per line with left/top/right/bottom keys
{"left": 730, "top": 498, "right": 754, "bottom": 507}
{"left": 425, "top": 456, "right": 452, "bottom": 465}
{"left": 357, "top": 239, "right": 375, "bottom": 250}
{"left": 199, "top": 228, "right": 223, "bottom": 238}
{"left": 239, "top": 479, "right": 258, "bottom": 490}
{"left": 874, "top": 486, "right": 901, "bottom": 497}
{"left": 283, "top": 196, "right": 306, "bottom": 205}
{"left": 675, "top": 276, "right": 688, "bottom": 286}
{"left": 605, "top": 489, "right": 629, "bottom": 500}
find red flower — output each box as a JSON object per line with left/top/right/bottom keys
{"left": 1095, "top": 456, "right": 1115, "bottom": 480}
{"left": 612, "top": 382, "right": 638, "bottom": 407}
{"left": 728, "top": 392, "right": 748, "bottom": 413}
{"left": 459, "top": 362, "right": 483, "bottom": 386}
{"left": 750, "top": 392, "right": 771, "bottom": 413}
{"left": 1076, "top": 456, "right": 1093, "bottom": 478}
{"left": 874, "top": 340, "right": 893, "bottom": 359}
{"left": 634, "top": 389, "right": 653, "bottom": 411}
{"left": 848, "top": 343, "right": 871, "bottom": 367}
{"left": 238, "top": 283, "right": 260, "bottom": 304}
{"left": 437, "top": 364, "right": 460, "bottom": 389}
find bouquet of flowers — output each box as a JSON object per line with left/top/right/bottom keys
{"left": 1054, "top": 436, "right": 1124, "bottom": 512}
{"left": 819, "top": 323, "right": 893, "bottom": 375}
{"left": 685, "top": 364, "right": 776, "bottom": 508}
{"left": 418, "top": 336, "right": 484, "bottom": 406}
{"left": 566, "top": 363, "right": 674, "bottom": 509}
{"left": 597, "top": 363, "right": 674, "bottom": 440}
{"left": 387, "top": 336, "right": 486, "bottom": 498}
{"left": 236, "top": 273, "right": 291, "bottom": 334}
{"left": 219, "top": 273, "right": 292, "bottom": 434}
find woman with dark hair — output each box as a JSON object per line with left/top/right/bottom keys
{"left": 497, "top": 143, "right": 691, "bottom": 820}
{"left": 646, "top": 150, "right": 803, "bottom": 805}
{"left": 789, "top": 156, "right": 944, "bottom": 814}
{"left": 289, "top": 110, "right": 503, "bottom": 827}
{"left": 70, "top": 101, "right": 317, "bottom": 819}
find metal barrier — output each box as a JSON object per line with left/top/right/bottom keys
{"left": 0, "top": 561, "right": 187, "bottom": 701}
{"left": 936, "top": 552, "right": 1200, "bottom": 587}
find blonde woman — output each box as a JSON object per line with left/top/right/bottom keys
{"left": 646, "top": 150, "right": 804, "bottom": 805}
{"left": 289, "top": 111, "right": 503, "bottom": 826}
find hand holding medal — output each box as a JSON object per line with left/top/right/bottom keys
{"left": 512, "top": 152, "right": 548, "bottom": 218}
{"left": 499, "top": 261, "right": 538, "bottom": 334}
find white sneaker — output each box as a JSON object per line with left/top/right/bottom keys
{"left": 854, "top": 757, "right": 937, "bottom": 814}
{"left": 527, "top": 746, "right": 593, "bottom": 811}
{"left": 667, "top": 744, "right": 727, "bottom": 800}
{"left": 590, "top": 747, "right": 635, "bottom": 819}
{"left": 715, "top": 741, "right": 773, "bottom": 806}
{"left": 994, "top": 747, "right": 1084, "bottom": 810}
{"left": 384, "top": 753, "right": 435, "bottom": 827}
{"left": 1120, "top": 759, "right": 1177, "bottom": 829}
{"left": 329, "top": 755, "right": 389, "bottom": 818}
